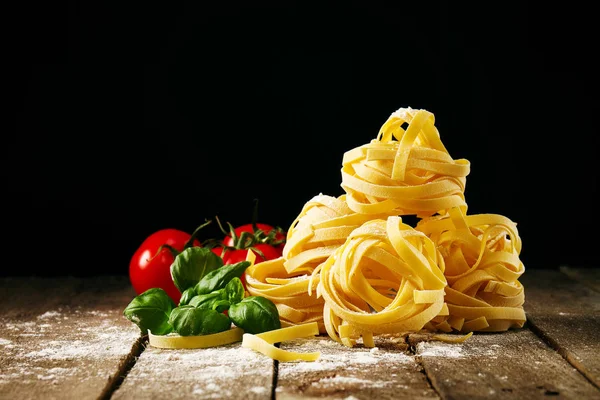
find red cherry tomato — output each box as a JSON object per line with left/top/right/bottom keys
{"left": 223, "top": 223, "right": 286, "bottom": 252}
{"left": 129, "top": 229, "right": 200, "bottom": 304}
{"left": 221, "top": 243, "right": 281, "bottom": 264}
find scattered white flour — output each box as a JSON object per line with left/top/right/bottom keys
{"left": 205, "top": 383, "right": 220, "bottom": 391}
{"left": 4, "top": 321, "right": 35, "bottom": 330}
{"left": 37, "top": 374, "right": 57, "bottom": 381}
{"left": 120, "top": 343, "right": 272, "bottom": 394}
{"left": 250, "top": 386, "right": 268, "bottom": 394}
{"left": 277, "top": 335, "right": 415, "bottom": 395}
{"left": 192, "top": 383, "right": 232, "bottom": 399}
{"left": 47, "top": 367, "right": 76, "bottom": 376}
{"left": 416, "top": 341, "right": 464, "bottom": 358}
{"left": 314, "top": 375, "right": 387, "bottom": 388}
{"left": 0, "top": 308, "right": 140, "bottom": 386}
{"left": 87, "top": 310, "right": 110, "bottom": 317}
{"left": 38, "top": 311, "right": 61, "bottom": 319}
{"left": 23, "top": 321, "right": 138, "bottom": 360}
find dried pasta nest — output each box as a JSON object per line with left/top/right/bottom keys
{"left": 341, "top": 107, "right": 470, "bottom": 218}
{"left": 244, "top": 257, "right": 327, "bottom": 333}
{"left": 283, "top": 193, "right": 395, "bottom": 274}
{"left": 416, "top": 207, "right": 526, "bottom": 333}
{"left": 311, "top": 216, "right": 448, "bottom": 347}
{"left": 246, "top": 193, "right": 395, "bottom": 334}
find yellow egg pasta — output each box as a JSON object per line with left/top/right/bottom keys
{"left": 416, "top": 206, "right": 526, "bottom": 333}
{"left": 244, "top": 104, "right": 525, "bottom": 350}
{"left": 255, "top": 321, "right": 320, "bottom": 344}
{"left": 242, "top": 334, "right": 320, "bottom": 362}
{"left": 148, "top": 327, "right": 244, "bottom": 349}
{"left": 341, "top": 107, "right": 470, "bottom": 218}
{"left": 248, "top": 193, "right": 396, "bottom": 334}
{"left": 283, "top": 193, "right": 395, "bottom": 274}
{"left": 245, "top": 256, "right": 327, "bottom": 333}
{"left": 311, "top": 216, "right": 448, "bottom": 347}
{"left": 242, "top": 322, "right": 321, "bottom": 362}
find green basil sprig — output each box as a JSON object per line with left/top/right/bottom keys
{"left": 189, "top": 290, "right": 226, "bottom": 310}
{"left": 171, "top": 247, "right": 223, "bottom": 294}
{"left": 186, "top": 276, "right": 246, "bottom": 314}
{"left": 123, "top": 288, "right": 175, "bottom": 335}
{"left": 195, "top": 261, "right": 250, "bottom": 295}
{"left": 225, "top": 277, "right": 245, "bottom": 305}
{"left": 178, "top": 287, "right": 197, "bottom": 306}
{"left": 228, "top": 296, "right": 281, "bottom": 334}
{"left": 169, "top": 306, "right": 231, "bottom": 336}
{"left": 123, "top": 233, "right": 281, "bottom": 338}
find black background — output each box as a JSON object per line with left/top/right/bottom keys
{"left": 5, "top": 2, "right": 598, "bottom": 277}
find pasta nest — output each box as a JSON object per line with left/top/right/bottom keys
{"left": 341, "top": 107, "right": 470, "bottom": 218}
{"left": 282, "top": 193, "right": 395, "bottom": 275}
{"left": 244, "top": 256, "right": 327, "bottom": 333}
{"left": 245, "top": 193, "right": 394, "bottom": 334}
{"left": 310, "top": 216, "right": 448, "bottom": 346}
{"left": 416, "top": 206, "right": 526, "bottom": 333}
{"left": 246, "top": 194, "right": 400, "bottom": 333}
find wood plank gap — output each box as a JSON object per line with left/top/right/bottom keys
{"left": 271, "top": 356, "right": 279, "bottom": 400}
{"left": 112, "top": 337, "right": 275, "bottom": 399}
{"left": 525, "top": 318, "right": 600, "bottom": 390}
{"left": 98, "top": 335, "right": 148, "bottom": 400}
{"left": 408, "top": 336, "right": 443, "bottom": 400}
{"left": 0, "top": 276, "right": 142, "bottom": 400}
{"left": 521, "top": 269, "right": 600, "bottom": 390}
{"left": 410, "top": 328, "right": 600, "bottom": 398}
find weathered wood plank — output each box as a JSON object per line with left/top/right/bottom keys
{"left": 559, "top": 266, "right": 600, "bottom": 292}
{"left": 0, "top": 276, "right": 142, "bottom": 400}
{"left": 0, "top": 277, "right": 82, "bottom": 319}
{"left": 112, "top": 340, "right": 275, "bottom": 400}
{"left": 276, "top": 335, "right": 438, "bottom": 400}
{"left": 410, "top": 328, "right": 600, "bottom": 399}
{"left": 521, "top": 269, "right": 600, "bottom": 389}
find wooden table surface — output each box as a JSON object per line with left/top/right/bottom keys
{"left": 1, "top": 266, "right": 599, "bottom": 400}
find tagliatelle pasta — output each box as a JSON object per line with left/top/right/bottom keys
{"left": 241, "top": 321, "right": 321, "bottom": 362}
{"left": 283, "top": 193, "right": 395, "bottom": 274}
{"left": 341, "top": 107, "right": 470, "bottom": 218}
{"left": 245, "top": 194, "right": 394, "bottom": 333}
{"left": 311, "top": 216, "right": 448, "bottom": 347}
{"left": 255, "top": 320, "right": 320, "bottom": 344}
{"left": 246, "top": 105, "right": 525, "bottom": 349}
{"left": 148, "top": 327, "right": 244, "bottom": 349}
{"left": 416, "top": 206, "right": 526, "bottom": 333}
{"left": 244, "top": 256, "right": 327, "bottom": 333}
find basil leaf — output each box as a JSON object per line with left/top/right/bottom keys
{"left": 189, "top": 290, "right": 225, "bottom": 309}
{"left": 123, "top": 288, "right": 175, "bottom": 335}
{"left": 211, "top": 299, "right": 231, "bottom": 313}
{"left": 178, "top": 287, "right": 197, "bottom": 306}
{"left": 198, "top": 309, "right": 232, "bottom": 334}
{"left": 229, "top": 296, "right": 280, "bottom": 334}
{"left": 170, "top": 247, "right": 223, "bottom": 293}
{"left": 169, "top": 305, "right": 231, "bottom": 336}
{"left": 195, "top": 261, "right": 250, "bottom": 295}
{"left": 225, "top": 277, "right": 245, "bottom": 305}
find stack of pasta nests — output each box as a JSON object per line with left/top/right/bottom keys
{"left": 245, "top": 106, "right": 526, "bottom": 347}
